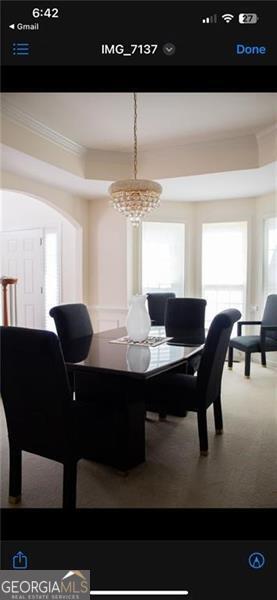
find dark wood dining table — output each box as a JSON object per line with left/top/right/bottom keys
{"left": 66, "top": 327, "right": 203, "bottom": 471}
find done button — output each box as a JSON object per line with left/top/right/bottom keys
{"left": 236, "top": 43, "right": 267, "bottom": 55}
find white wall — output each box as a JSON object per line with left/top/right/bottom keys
{"left": 0, "top": 191, "right": 79, "bottom": 304}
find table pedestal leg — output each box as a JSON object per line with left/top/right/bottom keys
{"left": 77, "top": 374, "right": 146, "bottom": 471}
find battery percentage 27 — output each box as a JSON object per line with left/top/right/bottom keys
{"left": 239, "top": 13, "right": 259, "bottom": 24}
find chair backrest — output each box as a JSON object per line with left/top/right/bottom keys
{"left": 197, "top": 309, "right": 241, "bottom": 407}
{"left": 60, "top": 334, "right": 93, "bottom": 363}
{"left": 0, "top": 326, "right": 72, "bottom": 460}
{"left": 147, "top": 293, "right": 176, "bottom": 326}
{"left": 49, "top": 303, "right": 93, "bottom": 360}
{"left": 262, "top": 294, "right": 277, "bottom": 341}
{"left": 165, "top": 298, "right": 207, "bottom": 344}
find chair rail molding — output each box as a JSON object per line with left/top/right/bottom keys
{"left": 89, "top": 304, "right": 129, "bottom": 313}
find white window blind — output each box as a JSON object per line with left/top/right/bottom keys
{"left": 264, "top": 216, "right": 277, "bottom": 297}
{"left": 142, "top": 222, "right": 185, "bottom": 296}
{"left": 44, "top": 229, "right": 60, "bottom": 331}
{"left": 202, "top": 222, "right": 247, "bottom": 327}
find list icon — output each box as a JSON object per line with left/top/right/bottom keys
{"left": 12, "top": 42, "right": 30, "bottom": 56}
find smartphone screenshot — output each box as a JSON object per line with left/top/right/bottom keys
{"left": 0, "top": 1, "right": 276, "bottom": 599}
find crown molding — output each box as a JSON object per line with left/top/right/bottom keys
{"left": 1, "top": 101, "right": 85, "bottom": 156}
{"left": 256, "top": 123, "right": 277, "bottom": 141}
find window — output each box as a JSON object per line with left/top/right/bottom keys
{"left": 44, "top": 229, "right": 61, "bottom": 331}
{"left": 202, "top": 222, "right": 247, "bottom": 327}
{"left": 141, "top": 222, "right": 185, "bottom": 296}
{"left": 264, "top": 216, "right": 277, "bottom": 297}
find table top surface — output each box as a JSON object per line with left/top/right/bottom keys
{"left": 66, "top": 326, "right": 203, "bottom": 379}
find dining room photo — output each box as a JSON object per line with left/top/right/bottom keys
{"left": 0, "top": 91, "right": 276, "bottom": 510}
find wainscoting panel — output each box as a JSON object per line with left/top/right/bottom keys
{"left": 89, "top": 305, "right": 128, "bottom": 333}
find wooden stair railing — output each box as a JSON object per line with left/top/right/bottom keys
{"left": 0, "top": 277, "right": 18, "bottom": 326}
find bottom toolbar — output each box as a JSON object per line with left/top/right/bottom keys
{"left": 1, "top": 540, "right": 275, "bottom": 600}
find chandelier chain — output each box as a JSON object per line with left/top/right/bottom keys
{"left": 133, "top": 92, "right": 137, "bottom": 180}
{"left": 108, "top": 91, "right": 162, "bottom": 225}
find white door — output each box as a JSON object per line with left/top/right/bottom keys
{"left": 0, "top": 228, "right": 44, "bottom": 328}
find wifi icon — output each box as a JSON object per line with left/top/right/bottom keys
{"left": 222, "top": 13, "right": 234, "bottom": 23}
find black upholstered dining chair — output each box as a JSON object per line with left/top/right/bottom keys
{"left": 164, "top": 297, "right": 207, "bottom": 379}
{"left": 49, "top": 303, "right": 93, "bottom": 360}
{"left": 49, "top": 303, "right": 94, "bottom": 398}
{"left": 147, "top": 292, "right": 176, "bottom": 326}
{"left": 165, "top": 297, "right": 207, "bottom": 345}
{"left": 146, "top": 309, "right": 241, "bottom": 455}
{"left": 0, "top": 326, "right": 97, "bottom": 509}
{"left": 228, "top": 294, "right": 277, "bottom": 377}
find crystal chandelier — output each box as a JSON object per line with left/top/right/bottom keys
{"left": 108, "top": 93, "right": 162, "bottom": 226}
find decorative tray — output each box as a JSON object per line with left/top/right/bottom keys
{"left": 109, "top": 336, "right": 173, "bottom": 347}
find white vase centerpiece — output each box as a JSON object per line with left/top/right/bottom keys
{"left": 126, "top": 294, "right": 151, "bottom": 342}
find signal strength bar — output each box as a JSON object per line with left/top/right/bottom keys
{"left": 202, "top": 14, "right": 217, "bottom": 24}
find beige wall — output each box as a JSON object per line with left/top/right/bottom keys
{"left": 88, "top": 193, "right": 277, "bottom": 368}
{"left": 2, "top": 168, "right": 275, "bottom": 347}
{"left": 88, "top": 199, "right": 129, "bottom": 332}
{"left": 1, "top": 170, "right": 90, "bottom": 303}
{"left": 2, "top": 102, "right": 276, "bottom": 347}
{"left": 86, "top": 133, "right": 262, "bottom": 179}
{"left": 140, "top": 197, "right": 259, "bottom": 315}
{"left": 1, "top": 116, "right": 84, "bottom": 177}
{"left": 4, "top": 115, "right": 272, "bottom": 181}
{"left": 254, "top": 193, "right": 277, "bottom": 311}
{"left": 257, "top": 127, "right": 277, "bottom": 166}
{"left": 144, "top": 195, "right": 276, "bottom": 317}
{"left": 140, "top": 135, "right": 259, "bottom": 179}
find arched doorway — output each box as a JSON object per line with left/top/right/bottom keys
{"left": 0, "top": 190, "right": 82, "bottom": 330}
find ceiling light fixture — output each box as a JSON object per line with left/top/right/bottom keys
{"left": 108, "top": 93, "right": 162, "bottom": 226}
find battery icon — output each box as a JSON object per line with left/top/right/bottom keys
{"left": 239, "top": 13, "right": 259, "bottom": 24}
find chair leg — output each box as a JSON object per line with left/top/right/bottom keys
{"left": 9, "top": 445, "right": 22, "bottom": 504}
{"left": 261, "top": 351, "right": 267, "bottom": 367}
{"left": 213, "top": 396, "right": 223, "bottom": 434}
{"left": 63, "top": 459, "right": 78, "bottom": 510}
{"left": 245, "top": 353, "right": 251, "bottom": 378}
{"left": 228, "top": 346, "right": 233, "bottom": 369}
{"left": 197, "top": 410, "right": 208, "bottom": 456}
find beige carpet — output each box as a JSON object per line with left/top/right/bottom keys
{"left": 1, "top": 362, "right": 277, "bottom": 508}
